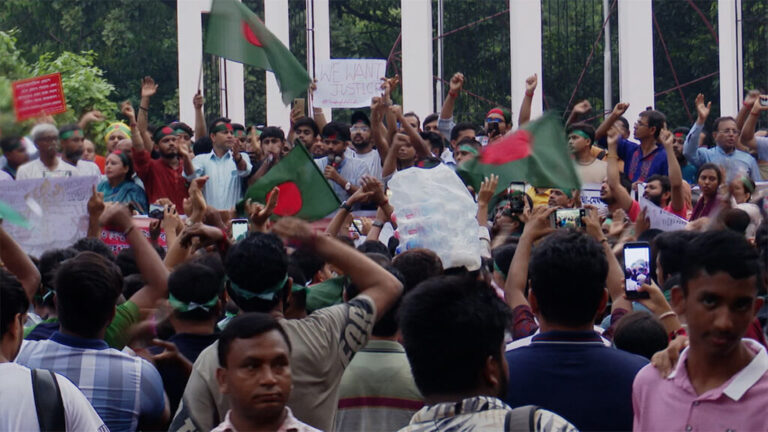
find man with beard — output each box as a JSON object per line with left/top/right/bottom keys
{"left": 684, "top": 93, "right": 761, "bottom": 182}
{"left": 345, "top": 111, "right": 383, "bottom": 179}
{"left": 397, "top": 276, "right": 575, "bottom": 432}
{"left": 133, "top": 123, "right": 194, "bottom": 212}
{"left": 190, "top": 118, "right": 251, "bottom": 210}
{"left": 58, "top": 124, "right": 101, "bottom": 176}
{"left": 315, "top": 122, "right": 371, "bottom": 202}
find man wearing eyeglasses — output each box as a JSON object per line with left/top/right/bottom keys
{"left": 683, "top": 93, "right": 761, "bottom": 182}
{"left": 16, "top": 124, "right": 81, "bottom": 179}
{"left": 595, "top": 102, "right": 669, "bottom": 183}
{"left": 345, "top": 111, "right": 382, "bottom": 179}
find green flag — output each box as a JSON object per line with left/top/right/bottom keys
{"left": 241, "top": 143, "right": 340, "bottom": 221}
{"left": 0, "top": 199, "right": 29, "bottom": 228}
{"left": 458, "top": 114, "right": 581, "bottom": 195}
{"left": 205, "top": 0, "right": 311, "bottom": 104}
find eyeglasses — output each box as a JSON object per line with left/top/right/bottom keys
{"left": 350, "top": 126, "right": 370, "bottom": 132}
{"left": 486, "top": 118, "right": 503, "bottom": 123}
{"left": 635, "top": 121, "right": 649, "bottom": 128}
{"left": 718, "top": 128, "right": 740, "bottom": 135}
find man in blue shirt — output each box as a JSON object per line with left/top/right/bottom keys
{"left": 314, "top": 122, "right": 371, "bottom": 202}
{"left": 190, "top": 117, "right": 252, "bottom": 210}
{"left": 684, "top": 93, "right": 761, "bottom": 182}
{"left": 503, "top": 229, "right": 648, "bottom": 431}
{"left": 595, "top": 102, "right": 669, "bottom": 182}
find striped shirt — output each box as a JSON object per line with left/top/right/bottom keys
{"left": 15, "top": 331, "right": 165, "bottom": 432}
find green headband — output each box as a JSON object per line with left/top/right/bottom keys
{"left": 228, "top": 274, "right": 288, "bottom": 302}
{"left": 493, "top": 261, "right": 508, "bottom": 279}
{"left": 459, "top": 144, "right": 479, "bottom": 156}
{"left": 169, "top": 292, "right": 218, "bottom": 313}
{"left": 211, "top": 123, "right": 234, "bottom": 134}
{"left": 571, "top": 129, "right": 591, "bottom": 141}
{"left": 59, "top": 129, "right": 83, "bottom": 140}
{"left": 741, "top": 176, "right": 755, "bottom": 194}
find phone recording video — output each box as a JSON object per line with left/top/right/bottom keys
{"left": 231, "top": 218, "right": 249, "bottom": 240}
{"left": 550, "top": 208, "right": 585, "bottom": 229}
{"left": 623, "top": 242, "right": 651, "bottom": 299}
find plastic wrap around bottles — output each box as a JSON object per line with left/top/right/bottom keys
{"left": 388, "top": 164, "right": 481, "bottom": 270}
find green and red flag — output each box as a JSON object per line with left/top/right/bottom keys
{"left": 205, "top": 0, "right": 311, "bottom": 104}
{"left": 458, "top": 114, "right": 581, "bottom": 195}
{"left": 240, "top": 143, "right": 340, "bottom": 221}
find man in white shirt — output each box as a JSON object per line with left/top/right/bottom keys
{"left": 16, "top": 124, "right": 80, "bottom": 179}
{"left": 58, "top": 124, "right": 101, "bottom": 177}
{"left": 344, "top": 111, "right": 383, "bottom": 179}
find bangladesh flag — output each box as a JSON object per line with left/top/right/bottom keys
{"left": 240, "top": 143, "right": 340, "bottom": 221}
{"left": 205, "top": 0, "right": 311, "bottom": 104}
{"left": 458, "top": 114, "right": 581, "bottom": 195}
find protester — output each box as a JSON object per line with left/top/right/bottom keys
{"left": 0, "top": 136, "right": 27, "bottom": 179}
{"left": 314, "top": 121, "right": 372, "bottom": 202}
{"left": 346, "top": 110, "right": 384, "bottom": 179}
{"left": 98, "top": 150, "right": 148, "bottom": 213}
{"left": 58, "top": 124, "right": 101, "bottom": 176}
{"left": 16, "top": 124, "right": 80, "bottom": 179}
{"left": 568, "top": 122, "right": 606, "bottom": 183}
{"left": 690, "top": 162, "right": 723, "bottom": 221}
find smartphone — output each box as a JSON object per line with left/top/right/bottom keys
{"left": 148, "top": 204, "right": 164, "bottom": 220}
{"left": 550, "top": 208, "right": 586, "bottom": 229}
{"left": 293, "top": 98, "right": 306, "bottom": 115}
{"left": 623, "top": 241, "right": 652, "bottom": 299}
{"left": 509, "top": 182, "right": 526, "bottom": 194}
{"left": 760, "top": 95, "right": 768, "bottom": 107}
{"left": 231, "top": 218, "right": 249, "bottom": 240}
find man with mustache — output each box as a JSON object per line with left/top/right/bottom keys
{"left": 58, "top": 124, "right": 101, "bottom": 176}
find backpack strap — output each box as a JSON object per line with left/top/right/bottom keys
{"left": 505, "top": 405, "right": 539, "bottom": 432}
{"left": 31, "top": 368, "right": 66, "bottom": 432}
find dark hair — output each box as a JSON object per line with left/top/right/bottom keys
{"left": 371, "top": 266, "right": 406, "bottom": 337}
{"left": 567, "top": 122, "right": 595, "bottom": 145}
{"left": 654, "top": 231, "right": 699, "bottom": 282}
{"left": 58, "top": 123, "right": 81, "bottom": 137}
{"left": 170, "top": 121, "right": 194, "bottom": 137}
{"left": 108, "top": 150, "right": 134, "bottom": 180}
{"left": 723, "top": 208, "right": 751, "bottom": 235}
{"left": 322, "top": 122, "right": 351, "bottom": 142}
{"left": 231, "top": 123, "right": 245, "bottom": 133}
{"left": 421, "top": 131, "right": 445, "bottom": 155}
{"left": 450, "top": 122, "right": 477, "bottom": 142}
{"left": 357, "top": 241, "right": 391, "bottom": 259}
{"left": 617, "top": 116, "right": 630, "bottom": 133}
{"left": 403, "top": 112, "right": 421, "bottom": 127}
{"left": 1, "top": 269, "right": 30, "bottom": 337}
{"left": 208, "top": 117, "right": 231, "bottom": 133}
{"left": 169, "top": 254, "right": 225, "bottom": 321}
{"left": 492, "top": 243, "right": 517, "bottom": 279}
{"left": 122, "top": 273, "right": 145, "bottom": 300}
{"left": 217, "top": 313, "right": 292, "bottom": 367}
{"left": 423, "top": 113, "right": 439, "bottom": 129}
{"left": 392, "top": 248, "right": 444, "bottom": 291}
{"left": 457, "top": 136, "right": 480, "bottom": 150}
{"left": 639, "top": 110, "right": 666, "bottom": 139}
{"left": 72, "top": 237, "right": 115, "bottom": 262}
{"left": 645, "top": 174, "right": 670, "bottom": 195}
{"left": 294, "top": 117, "right": 320, "bottom": 137}
{"left": 260, "top": 126, "right": 285, "bottom": 141}
{"left": 290, "top": 247, "right": 325, "bottom": 283}
{"left": 55, "top": 252, "right": 123, "bottom": 338}
{"left": 193, "top": 137, "right": 213, "bottom": 155}
{"left": 399, "top": 276, "right": 510, "bottom": 396}
{"left": 672, "top": 126, "right": 690, "bottom": 136}
{"left": 225, "top": 233, "right": 288, "bottom": 312}
{"left": 115, "top": 244, "right": 165, "bottom": 277}
{"left": 613, "top": 311, "right": 668, "bottom": 359}
{"left": 680, "top": 230, "right": 761, "bottom": 295}
{"left": 0, "top": 136, "right": 23, "bottom": 153}
{"left": 39, "top": 248, "right": 79, "bottom": 292}
{"left": 529, "top": 230, "right": 608, "bottom": 326}
{"left": 713, "top": 116, "right": 737, "bottom": 133}
{"left": 696, "top": 163, "right": 723, "bottom": 186}
{"left": 619, "top": 172, "right": 633, "bottom": 194}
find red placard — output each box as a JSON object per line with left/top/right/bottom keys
{"left": 12, "top": 73, "right": 68, "bottom": 122}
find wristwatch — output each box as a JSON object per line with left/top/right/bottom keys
{"left": 340, "top": 201, "right": 352, "bottom": 212}
{"left": 344, "top": 181, "right": 352, "bottom": 192}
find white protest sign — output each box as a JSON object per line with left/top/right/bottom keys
{"left": 314, "top": 59, "right": 387, "bottom": 108}
{"left": 638, "top": 196, "right": 688, "bottom": 232}
{"left": 0, "top": 176, "right": 99, "bottom": 257}
{"left": 580, "top": 183, "right": 607, "bottom": 216}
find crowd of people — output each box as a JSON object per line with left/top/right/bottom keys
{"left": 1, "top": 66, "right": 768, "bottom": 432}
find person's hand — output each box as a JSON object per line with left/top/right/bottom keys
{"left": 370, "top": 96, "right": 388, "bottom": 117}
{"left": 360, "top": 175, "right": 386, "bottom": 205}
{"left": 271, "top": 217, "right": 316, "bottom": 248}
{"left": 145, "top": 339, "right": 192, "bottom": 369}
{"left": 179, "top": 222, "right": 226, "bottom": 248}
{"left": 246, "top": 187, "right": 279, "bottom": 229}
{"left": 177, "top": 139, "right": 192, "bottom": 160}
{"left": 659, "top": 128, "right": 674, "bottom": 149}
{"left": 635, "top": 207, "right": 651, "bottom": 236}
{"left": 141, "top": 76, "right": 158, "bottom": 98}
{"left": 290, "top": 102, "right": 304, "bottom": 125}
{"left": 80, "top": 110, "right": 105, "bottom": 125}
{"left": 87, "top": 185, "right": 105, "bottom": 220}
{"left": 685, "top": 217, "right": 709, "bottom": 232}
{"left": 607, "top": 131, "right": 619, "bottom": 152}
{"left": 651, "top": 335, "right": 688, "bottom": 378}
{"left": 744, "top": 89, "right": 761, "bottom": 107}
{"left": 309, "top": 79, "right": 317, "bottom": 96}
{"left": 521, "top": 205, "right": 556, "bottom": 241}
{"left": 193, "top": 90, "right": 204, "bottom": 109}
{"left": 389, "top": 104, "right": 403, "bottom": 119}
{"left": 359, "top": 217, "right": 373, "bottom": 236}
{"left": 99, "top": 203, "right": 133, "bottom": 232}
{"left": 323, "top": 165, "right": 342, "bottom": 183}
{"left": 612, "top": 102, "right": 629, "bottom": 117}
{"left": 148, "top": 219, "right": 161, "bottom": 242}
{"left": 449, "top": 72, "right": 464, "bottom": 94}
{"left": 524, "top": 73, "right": 537, "bottom": 94}
{"left": 391, "top": 132, "right": 409, "bottom": 150}
{"left": 695, "top": 93, "right": 711, "bottom": 122}
{"left": 346, "top": 187, "right": 374, "bottom": 206}
{"left": 477, "top": 174, "right": 499, "bottom": 207}
{"left": 120, "top": 102, "right": 135, "bottom": 123}
{"left": 582, "top": 205, "right": 605, "bottom": 241}
{"left": 751, "top": 95, "right": 768, "bottom": 114}
{"left": 608, "top": 209, "right": 628, "bottom": 238}
{"left": 572, "top": 100, "right": 592, "bottom": 115}
{"left": 627, "top": 281, "right": 673, "bottom": 315}
{"left": 161, "top": 204, "right": 183, "bottom": 236}
{"left": 185, "top": 176, "right": 208, "bottom": 223}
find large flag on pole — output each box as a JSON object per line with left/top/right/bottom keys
{"left": 205, "top": 0, "right": 311, "bottom": 104}
{"left": 240, "top": 143, "right": 340, "bottom": 221}
{"left": 458, "top": 114, "right": 581, "bottom": 195}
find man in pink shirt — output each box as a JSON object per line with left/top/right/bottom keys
{"left": 633, "top": 230, "right": 768, "bottom": 431}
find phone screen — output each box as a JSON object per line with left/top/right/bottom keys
{"left": 509, "top": 182, "right": 526, "bottom": 194}
{"left": 555, "top": 208, "right": 583, "bottom": 228}
{"left": 231, "top": 219, "right": 248, "bottom": 240}
{"left": 623, "top": 242, "right": 651, "bottom": 297}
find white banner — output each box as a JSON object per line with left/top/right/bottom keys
{"left": 580, "top": 182, "right": 608, "bottom": 216}
{"left": 314, "top": 59, "right": 387, "bottom": 108}
{"left": 0, "top": 176, "right": 99, "bottom": 257}
{"left": 638, "top": 196, "right": 688, "bottom": 232}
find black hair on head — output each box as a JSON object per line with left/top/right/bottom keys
{"left": 217, "top": 313, "right": 291, "bottom": 367}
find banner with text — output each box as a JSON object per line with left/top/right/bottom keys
{"left": 0, "top": 176, "right": 98, "bottom": 257}
{"left": 314, "top": 59, "right": 387, "bottom": 108}
{"left": 12, "top": 73, "right": 68, "bottom": 122}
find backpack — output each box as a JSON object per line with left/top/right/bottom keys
{"left": 31, "top": 369, "right": 65, "bottom": 432}
{"left": 505, "top": 405, "right": 539, "bottom": 431}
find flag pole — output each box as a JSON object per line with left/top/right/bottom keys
{"left": 306, "top": 0, "right": 315, "bottom": 117}
{"left": 223, "top": 59, "right": 229, "bottom": 117}
{"left": 197, "top": 59, "right": 204, "bottom": 92}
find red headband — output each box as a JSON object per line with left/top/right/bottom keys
{"left": 486, "top": 108, "right": 505, "bottom": 118}
{"left": 673, "top": 132, "right": 684, "bottom": 137}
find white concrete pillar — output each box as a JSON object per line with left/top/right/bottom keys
{"left": 265, "top": 0, "right": 292, "bottom": 129}
{"left": 617, "top": 0, "right": 654, "bottom": 124}
{"left": 223, "top": 60, "right": 246, "bottom": 124}
{"left": 718, "top": 0, "right": 742, "bottom": 117}
{"left": 401, "top": 0, "right": 434, "bottom": 122}
{"left": 311, "top": 0, "right": 332, "bottom": 121}
{"left": 509, "top": 0, "right": 543, "bottom": 120}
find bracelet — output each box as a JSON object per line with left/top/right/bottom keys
{"left": 449, "top": 91, "right": 459, "bottom": 98}
{"left": 123, "top": 225, "right": 135, "bottom": 237}
{"left": 372, "top": 220, "right": 384, "bottom": 228}
{"left": 340, "top": 201, "right": 352, "bottom": 212}
{"left": 525, "top": 90, "right": 534, "bottom": 97}
{"left": 750, "top": 111, "right": 760, "bottom": 116}
{"left": 669, "top": 327, "right": 687, "bottom": 341}
{"left": 380, "top": 198, "right": 389, "bottom": 207}
{"left": 606, "top": 154, "right": 619, "bottom": 159}
{"left": 658, "top": 311, "right": 677, "bottom": 321}
{"left": 139, "top": 106, "right": 149, "bottom": 111}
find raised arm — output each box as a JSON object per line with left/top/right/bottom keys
{"left": 440, "top": 73, "right": 463, "bottom": 121}
{"left": 193, "top": 91, "right": 206, "bottom": 140}
{"left": 518, "top": 74, "right": 537, "bottom": 127}
{"left": 273, "top": 218, "right": 404, "bottom": 318}
{"left": 736, "top": 90, "right": 761, "bottom": 131}
{"left": 78, "top": 110, "right": 105, "bottom": 131}
{"left": 87, "top": 185, "right": 105, "bottom": 238}
{"left": 369, "top": 96, "right": 390, "bottom": 161}
{"left": 660, "top": 129, "right": 684, "bottom": 213}
{"left": 566, "top": 100, "right": 592, "bottom": 127}
{"left": 595, "top": 102, "right": 629, "bottom": 141}
{"left": 324, "top": 188, "right": 373, "bottom": 237}
{"left": 741, "top": 95, "right": 768, "bottom": 152}
{"left": 606, "top": 133, "right": 634, "bottom": 212}
{"left": 683, "top": 94, "right": 711, "bottom": 165}
{"left": 476, "top": 175, "right": 498, "bottom": 226}
{"left": 505, "top": 206, "right": 555, "bottom": 310}
{"left": 138, "top": 76, "right": 158, "bottom": 152}
{"left": 582, "top": 205, "right": 629, "bottom": 312}
{"left": 391, "top": 105, "right": 429, "bottom": 158}
{"left": 382, "top": 132, "right": 408, "bottom": 178}
{"left": 0, "top": 224, "right": 41, "bottom": 302}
